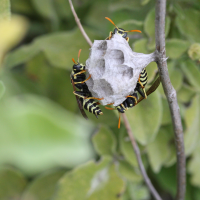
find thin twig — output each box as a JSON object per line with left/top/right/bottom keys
{"left": 68, "top": 0, "right": 93, "bottom": 47}
{"left": 155, "top": 0, "right": 186, "bottom": 200}
{"left": 122, "top": 114, "right": 162, "bottom": 200}
{"left": 69, "top": 0, "right": 162, "bottom": 199}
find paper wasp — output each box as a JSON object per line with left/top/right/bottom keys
{"left": 70, "top": 49, "right": 103, "bottom": 119}
{"left": 105, "top": 17, "right": 142, "bottom": 42}
{"left": 105, "top": 17, "right": 148, "bottom": 99}
{"left": 105, "top": 76, "right": 161, "bottom": 128}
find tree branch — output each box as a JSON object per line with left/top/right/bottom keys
{"left": 68, "top": 0, "right": 93, "bottom": 47}
{"left": 69, "top": 1, "right": 162, "bottom": 199}
{"left": 122, "top": 113, "right": 162, "bottom": 200}
{"left": 155, "top": 1, "right": 186, "bottom": 200}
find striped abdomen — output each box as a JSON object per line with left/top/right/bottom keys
{"left": 116, "top": 93, "right": 138, "bottom": 113}
{"left": 138, "top": 68, "right": 148, "bottom": 87}
{"left": 116, "top": 103, "right": 127, "bottom": 113}
{"left": 82, "top": 99, "right": 103, "bottom": 116}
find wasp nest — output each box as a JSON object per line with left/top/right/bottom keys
{"left": 86, "top": 34, "right": 156, "bottom": 106}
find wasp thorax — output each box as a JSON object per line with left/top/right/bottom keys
{"left": 73, "top": 63, "right": 85, "bottom": 71}
{"left": 85, "top": 34, "right": 156, "bottom": 106}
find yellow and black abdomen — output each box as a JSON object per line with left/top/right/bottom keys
{"left": 82, "top": 99, "right": 103, "bottom": 117}
{"left": 139, "top": 68, "right": 148, "bottom": 87}
{"left": 135, "top": 68, "right": 148, "bottom": 98}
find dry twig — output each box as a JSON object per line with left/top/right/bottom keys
{"left": 155, "top": 0, "right": 186, "bottom": 200}
{"left": 122, "top": 113, "right": 162, "bottom": 200}
{"left": 68, "top": 0, "right": 92, "bottom": 47}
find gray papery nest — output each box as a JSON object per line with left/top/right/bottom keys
{"left": 86, "top": 34, "right": 155, "bottom": 106}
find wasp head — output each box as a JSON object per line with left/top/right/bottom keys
{"left": 105, "top": 17, "right": 141, "bottom": 40}
{"left": 113, "top": 28, "right": 127, "bottom": 39}
{"left": 73, "top": 63, "right": 85, "bottom": 72}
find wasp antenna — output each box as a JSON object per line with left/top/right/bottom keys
{"left": 72, "top": 58, "right": 77, "bottom": 64}
{"left": 105, "top": 17, "right": 118, "bottom": 29}
{"left": 77, "top": 49, "right": 82, "bottom": 62}
{"left": 118, "top": 113, "right": 121, "bottom": 129}
{"left": 126, "top": 30, "right": 142, "bottom": 33}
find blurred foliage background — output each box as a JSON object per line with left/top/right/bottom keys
{"left": 0, "top": 0, "right": 200, "bottom": 199}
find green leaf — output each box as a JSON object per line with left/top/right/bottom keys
{"left": 4, "top": 41, "right": 39, "bottom": 68}
{"left": 176, "top": 9, "right": 200, "bottom": 42}
{"left": 162, "top": 125, "right": 176, "bottom": 167}
{"left": 166, "top": 39, "right": 190, "bottom": 59}
{"left": 90, "top": 105, "right": 119, "bottom": 127}
{"left": 184, "top": 95, "right": 200, "bottom": 156}
{"left": 188, "top": 43, "right": 200, "bottom": 60}
{"left": 161, "top": 98, "right": 171, "bottom": 125}
{"left": 0, "top": 167, "right": 27, "bottom": 200}
{"left": 119, "top": 129, "right": 138, "bottom": 166}
{"left": 188, "top": 152, "right": 200, "bottom": 187}
{"left": 141, "top": 0, "right": 150, "bottom": 6}
{"left": 147, "top": 128, "right": 172, "bottom": 173}
{"left": 133, "top": 39, "right": 148, "bottom": 54}
{"left": 53, "top": 157, "right": 125, "bottom": 200}
{"left": 109, "top": 0, "right": 142, "bottom": 12}
{"left": 85, "top": 0, "right": 111, "bottom": 34}
{"left": 0, "top": 94, "right": 95, "bottom": 175}
{"left": 177, "top": 84, "right": 196, "bottom": 103}
{"left": 118, "top": 160, "right": 142, "bottom": 182}
{"left": 144, "top": 8, "right": 170, "bottom": 50}
{"left": 0, "top": 81, "right": 5, "bottom": 99}
{"left": 0, "top": 16, "right": 28, "bottom": 55}
{"left": 181, "top": 60, "right": 200, "bottom": 91}
{"left": 11, "top": 0, "right": 34, "bottom": 15}
{"left": 5, "top": 28, "right": 99, "bottom": 69}
{"left": 156, "top": 165, "right": 176, "bottom": 196}
{"left": 126, "top": 90, "right": 162, "bottom": 145}
{"left": 126, "top": 182, "right": 150, "bottom": 200}
{"left": 169, "top": 68, "right": 183, "bottom": 92}
{"left": 31, "top": 0, "right": 59, "bottom": 29}
{"left": 31, "top": 0, "right": 57, "bottom": 20}
{"left": 25, "top": 53, "right": 78, "bottom": 112}
{"left": 21, "top": 170, "right": 65, "bottom": 200}
{"left": 92, "top": 126, "right": 117, "bottom": 156}
{"left": 0, "top": 0, "right": 10, "bottom": 21}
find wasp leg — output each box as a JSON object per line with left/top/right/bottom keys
{"left": 106, "top": 31, "right": 113, "bottom": 40}
{"left": 85, "top": 96, "right": 104, "bottom": 100}
{"left": 121, "top": 103, "right": 128, "bottom": 111}
{"left": 105, "top": 107, "right": 115, "bottom": 110}
{"left": 118, "top": 113, "right": 121, "bottom": 129}
{"left": 73, "top": 91, "right": 87, "bottom": 99}
{"left": 73, "top": 70, "right": 86, "bottom": 76}
{"left": 107, "top": 103, "right": 114, "bottom": 105}
{"left": 126, "top": 95, "right": 138, "bottom": 104}
{"left": 74, "top": 74, "right": 91, "bottom": 84}
{"left": 126, "top": 37, "right": 129, "bottom": 42}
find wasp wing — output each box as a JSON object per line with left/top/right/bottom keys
{"left": 71, "top": 79, "right": 88, "bottom": 120}
{"left": 137, "top": 76, "right": 161, "bottom": 104}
